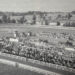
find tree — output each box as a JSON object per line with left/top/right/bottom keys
{"left": 57, "top": 14, "right": 61, "bottom": 18}
{"left": 7, "top": 17, "right": 11, "bottom": 23}
{"left": 45, "top": 19, "right": 49, "bottom": 25}
{"left": 32, "top": 14, "right": 36, "bottom": 25}
{"left": 70, "top": 22, "right": 75, "bottom": 27}
{"left": 57, "top": 21, "right": 60, "bottom": 26}
{"left": 11, "top": 19, "right": 16, "bottom": 23}
{"left": 2, "top": 15, "right": 8, "bottom": 23}
{"left": 67, "top": 13, "right": 72, "bottom": 19}
{"left": 19, "top": 16, "right": 25, "bottom": 24}
{"left": 63, "top": 22, "right": 70, "bottom": 27}
{"left": 72, "top": 11, "right": 75, "bottom": 14}
{"left": 0, "top": 19, "right": 2, "bottom": 23}
{"left": 63, "top": 22, "right": 75, "bottom": 27}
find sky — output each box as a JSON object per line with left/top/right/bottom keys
{"left": 0, "top": 0, "right": 75, "bottom": 12}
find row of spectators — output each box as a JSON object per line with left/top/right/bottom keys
{"left": 0, "top": 31, "right": 75, "bottom": 69}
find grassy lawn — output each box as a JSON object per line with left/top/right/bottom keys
{"left": 0, "top": 24, "right": 75, "bottom": 37}
{"left": 0, "top": 63, "right": 42, "bottom": 75}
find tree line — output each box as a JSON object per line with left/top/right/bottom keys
{"left": 0, "top": 12, "right": 73, "bottom": 26}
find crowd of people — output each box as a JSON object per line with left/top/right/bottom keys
{"left": 0, "top": 31, "right": 75, "bottom": 69}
